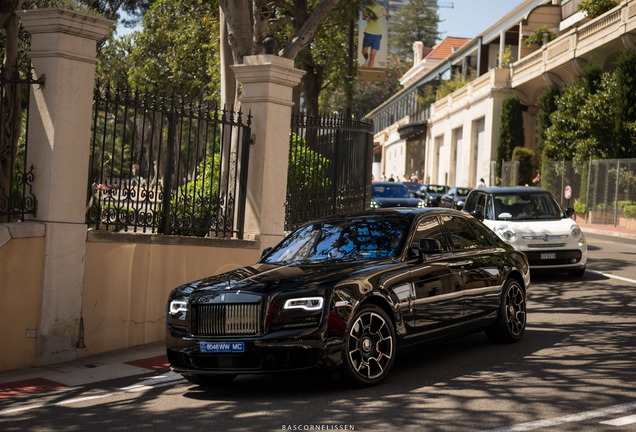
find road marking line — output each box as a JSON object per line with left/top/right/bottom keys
{"left": 600, "top": 414, "right": 636, "bottom": 426}
{"left": 0, "top": 376, "right": 185, "bottom": 415}
{"left": 587, "top": 269, "right": 636, "bottom": 284}
{"left": 483, "top": 401, "right": 636, "bottom": 432}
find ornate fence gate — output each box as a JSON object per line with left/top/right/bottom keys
{"left": 87, "top": 84, "right": 252, "bottom": 238}
{"left": 286, "top": 113, "right": 374, "bottom": 231}
{"left": 0, "top": 61, "right": 41, "bottom": 222}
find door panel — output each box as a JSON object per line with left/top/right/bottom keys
{"left": 408, "top": 216, "right": 464, "bottom": 335}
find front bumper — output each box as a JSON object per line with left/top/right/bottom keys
{"left": 166, "top": 327, "right": 344, "bottom": 375}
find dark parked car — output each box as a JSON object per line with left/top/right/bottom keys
{"left": 166, "top": 208, "right": 530, "bottom": 387}
{"left": 416, "top": 184, "right": 450, "bottom": 206}
{"left": 401, "top": 181, "right": 421, "bottom": 197}
{"left": 370, "top": 182, "right": 425, "bottom": 208}
{"left": 440, "top": 187, "right": 472, "bottom": 210}
{"left": 463, "top": 186, "right": 586, "bottom": 276}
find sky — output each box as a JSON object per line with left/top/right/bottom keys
{"left": 116, "top": 1, "right": 527, "bottom": 41}
{"left": 436, "top": 0, "right": 525, "bottom": 40}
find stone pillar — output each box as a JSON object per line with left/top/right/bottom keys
{"left": 18, "top": 9, "right": 113, "bottom": 365}
{"left": 231, "top": 55, "right": 305, "bottom": 249}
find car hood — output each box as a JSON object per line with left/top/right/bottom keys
{"left": 372, "top": 197, "right": 421, "bottom": 207}
{"left": 173, "top": 259, "right": 397, "bottom": 299}
{"left": 483, "top": 217, "right": 578, "bottom": 236}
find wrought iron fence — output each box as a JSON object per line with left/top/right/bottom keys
{"left": 286, "top": 113, "right": 374, "bottom": 231}
{"left": 87, "top": 83, "right": 252, "bottom": 238}
{"left": 541, "top": 159, "right": 636, "bottom": 226}
{"left": 500, "top": 158, "right": 636, "bottom": 227}
{"left": 0, "top": 61, "right": 41, "bottom": 222}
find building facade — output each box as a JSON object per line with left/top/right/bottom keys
{"left": 367, "top": 0, "right": 636, "bottom": 187}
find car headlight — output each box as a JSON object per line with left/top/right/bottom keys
{"left": 169, "top": 300, "right": 187, "bottom": 315}
{"left": 417, "top": 200, "right": 425, "bottom": 208}
{"left": 457, "top": 200, "right": 465, "bottom": 207}
{"left": 167, "top": 297, "right": 188, "bottom": 331}
{"left": 269, "top": 295, "right": 325, "bottom": 331}
{"left": 571, "top": 224, "right": 582, "bottom": 237}
{"left": 497, "top": 225, "right": 517, "bottom": 242}
{"left": 284, "top": 297, "right": 323, "bottom": 311}
{"left": 370, "top": 200, "right": 379, "bottom": 209}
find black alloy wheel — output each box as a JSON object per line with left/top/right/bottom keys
{"left": 342, "top": 304, "right": 396, "bottom": 387}
{"left": 486, "top": 279, "right": 526, "bottom": 343}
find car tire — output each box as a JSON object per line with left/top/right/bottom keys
{"left": 568, "top": 266, "right": 586, "bottom": 277}
{"left": 183, "top": 374, "right": 237, "bottom": 386}
{"left": 486, "top": 279, "right": 526, "bottom": 343}
{"left": 342, "top": 304, "right": 396, "bottom": 387}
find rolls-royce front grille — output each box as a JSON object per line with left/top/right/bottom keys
{"left": 192, "top": 304, "right": 261, "bottom": 336}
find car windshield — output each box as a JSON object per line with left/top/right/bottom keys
{"left": 372, "top": 184, "right": 410, "bottom": 198}
{"left": 455, "top": 188, "right": 470, "bottom": 196}
{"left": 262, "top": 217, "right": 409, "bottom": 264}
{"left": 427, "top": 185, "right": 448, "bottom": 193}
{"left": 491, "top": 192, "right": 565, "bottom": 221}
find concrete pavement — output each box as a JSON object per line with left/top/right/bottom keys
{"left": 0, "top": 342, "right": 168, "bottom": 399}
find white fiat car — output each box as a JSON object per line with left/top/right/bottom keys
{"left": 464, "top": 187, "right": 587, "bottom": 276}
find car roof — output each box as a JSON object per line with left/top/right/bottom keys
{"left": 300, "top": 207, "right": 467, "bottom": 225}
{"left": 471, "top": 186, "right": 549, "bottom": 194}
{"left": 372, "top": 182, "right": 408, "bottom": 187}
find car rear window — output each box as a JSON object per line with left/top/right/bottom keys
{"left": 372, "top": 185, "right": 410, "bottom": 198}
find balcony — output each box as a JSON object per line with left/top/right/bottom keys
{"left": 511, "top": 0, "right": 636, "bottom": 92}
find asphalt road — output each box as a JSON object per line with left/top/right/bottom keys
{"left": 1, "top": 232, "right": 635, "bottom": 432}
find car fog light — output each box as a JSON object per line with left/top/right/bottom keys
{"left": 284, "top": 297, "right": 323, "bottom": 311}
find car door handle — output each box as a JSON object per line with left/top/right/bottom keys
{"left": 447, "top": 260, "right": 473, "bottom": 268}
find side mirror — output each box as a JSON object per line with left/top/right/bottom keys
{"left": 470, "top": 209, "right": 483, "bottom": 220}
{"left": 261, "top": 247, "right": 273, "bottom": 259}
{"left": 418, "top": 238, "right": 443, "bottom": 255}
{"left": 565, "top": 207, "right": 575, "bottom": 218}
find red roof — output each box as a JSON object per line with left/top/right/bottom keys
{"left": 424, "top": 37, "right": 470, "bottom": 60}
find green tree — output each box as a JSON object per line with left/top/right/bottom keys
{"left": 512, "top": 146, "right": 535, "bottom": 186}
{"left": 581, "top": 61, "right": 603, "bottom": 94}
{"left": 543, "top": 73, "right": 617, "bottom": 161}
{"left": 497, "top": 95, "right": 524, "bottom": 175}
{"left": 389, "top": 0, "right": 439, "bottom": 59}
{"left": 613, "top": 50, "right": 636, "bottom": 157}
{"left": 127, "top": 0, "right": 220, "bottom": 100}
{"left": 218, "top": 0, "right": 344, "bottom": 112}
{"left": 288, "top": 0, "right": 364, "bottom": 116}
{"left": 321, "top": 53, "right": 410, "bottom": 117}
{"left": 524, "top": 26, "right": 556, "bottom": 47}
{"left": 577, "top": 0, "right": 619, "bottom": 18}
{"left": 536, "top": 85, "right": 560, "bottom": 160}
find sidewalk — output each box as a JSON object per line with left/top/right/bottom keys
{"left": 576, "top": 220, "right": 636, "bottom": 240}
{"left": 0, "top": 342, "right": 168, "bottom": 399}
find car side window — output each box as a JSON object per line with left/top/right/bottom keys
{"left": 410, "top": 216, "right": 448, "bottom": 254}
{"left": 467, "top": 193, "right": 487, "bottom": 218}
{"left": 439, "top": 216, "right": 483, "bottom": 250}
{"left": 466, "top": 218, "right": 495, "bottom": 247}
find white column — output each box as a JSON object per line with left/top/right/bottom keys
{"left": 231, "top": 55, "right": 305, "bottom": 250}
{"left": 18, "top": 9, "right": 113, "bottom": 365}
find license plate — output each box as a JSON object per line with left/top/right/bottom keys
{"left": 540, "top": 253, "right": 556, "bottom": 260}
{"left": 200, "top": 342, "right": 245, "bottom": 353}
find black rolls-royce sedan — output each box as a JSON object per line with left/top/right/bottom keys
{"left": 166, "top": 208, "right": 530, "bottom": 387}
